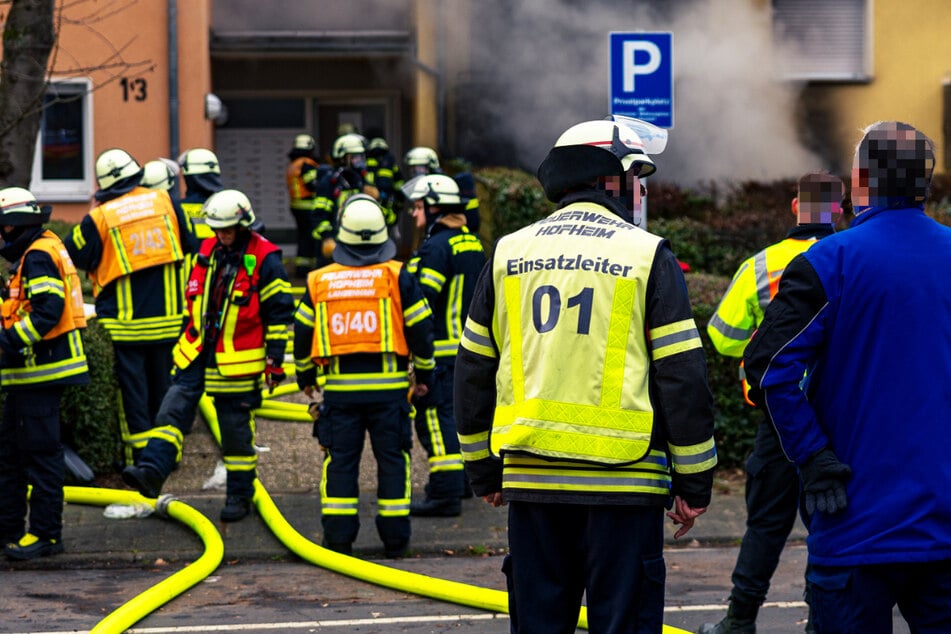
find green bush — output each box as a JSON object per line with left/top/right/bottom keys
{"left": 61, "top": 318, "right": 120, "bottom": 473}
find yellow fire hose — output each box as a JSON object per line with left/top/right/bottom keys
{"left": 198, "top": 395, "right": 689, "bottom": 633}
{"left": 75, "top": 380, "right": 687, "bottom": 633}
{"left": 61, "top": 486, "right": 224, "bottom": 633}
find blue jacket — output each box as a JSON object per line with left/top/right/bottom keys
{"left": 744, "top": 205, "right": 951, "bottom": 567}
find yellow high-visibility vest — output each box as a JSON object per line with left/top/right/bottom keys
{"left": 489, "top": 202, "right": 662, "bottom": 465}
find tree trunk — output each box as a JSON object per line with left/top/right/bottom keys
{"left": 0, "top": 0, "right": 55, "bottom": 188}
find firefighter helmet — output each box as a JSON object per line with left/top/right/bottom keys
{"left": 368, "top": 137, "right": 389, "bottom": 153}
{"left": 336, "top": 195, "right": 389, "bottom": 246}
{"left": 203, "top": 189, "right": 256, "bottom": 229}
{"left": 178, "top": 148, "right": 220, "bottom": 176}
{"left": 0, "top": 187, "right": 51, "bottom": 226}
{"left": 95, "top": 148, "right": 142, "bottom": 190}
{"left": 140, "top": 158, "right": 179, "bottom": 191}
{"left": 404, "top": 146, "right": 440, "bottom": 174}
{"left": 536, "top": 119, "right": 656, "bottom": 203}
{"left": 401, "top": 174, "right": 462, "bottom": 207}
{"left": 332, "top": 134, "right": 366, "bottom": 161}
{"left": 293, "top": 134, "right": 316, "bottom": 152}
{"left": 333, "top": 195, "right": 396, "bottom": 265}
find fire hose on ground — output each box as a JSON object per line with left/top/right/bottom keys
{"left": 63, "top": 376, "right": 688, "bottom": 633}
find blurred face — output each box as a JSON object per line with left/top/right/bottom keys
{"left": 214, "top": 226, "right": 238, "bottom": 247}
{"left": 409, "top": 164, "right": 430, "bottom": 178}
{"left": 411, "top": 199, "right": 427, "bottom": 229}
{"left": 348, "top": 153, "right": 367, "bottom": 171}
{"left": 601, "top": 171, "right": 646, "bottom": 224}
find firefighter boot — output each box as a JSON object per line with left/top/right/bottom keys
{"left": 4, "top": 533, "right": 64, "bottom": 561}
{"left": 122, "top": 464, "right": 165, "bottom": 499}
{"left": 410, "top": 497, "right": 462, "bottom": 517}
{"left": 220, "top": 496, "right": 252, "bottom": 522}
{"left": 697, "top": 598, "right": 758, "bottom": 634}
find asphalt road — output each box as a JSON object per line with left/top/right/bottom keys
{"left": 0, "top": 544, "right": 912, "bottom": 633}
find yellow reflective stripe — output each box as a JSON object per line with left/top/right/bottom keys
{"left": 406, "top": 257, "right": 420, "bottom": 275}
{"left": 259, "top": 277, "right": 290, "bottom": 303}
{"left": 70, "top": 224, "right": 86, "bottom": 250}
{"left": 1, "top": 355, "right": 87, "bottom": 384}
{"left": 419, "top": 267, "right": 445, "bottom": 293}
{"left": 163, "top": 263, "right": 178, "bottom": 317}
{"left": 413, "top": 355, "right": 435, "bottom": 371}
{"left": 429, "top": 453, "right": 464, "bottom": 472}
{"left": 503, "top": 453, "right": 672, "bottom": 494}
{"left": 502, "top": 276, "right": 525, "bottom": 402}
{"left": 223, "top": 454, "right": 258, "bottom": 472}
{"left": 669, "top": 437, "right": 718, "bottom": 474}
{"left": 321, "top": 498, "right": 360, "bottom": 516}
{"left": 14, "top": 317, "right": 41, "bottom": 344}
{"left": 601, "top": 277, "right": 636, "bottom": 409}
{"left": 108, "top": 227, "right": 134, "bottom": 276}
{"left": 378, "top": 497, "right": 410, "bottom": 517}
{"left": 460, "top": 319, "right": 495, "bottom": 358}
{"left": 649, "top": 318, "right": 702, "bottom": 361}
{"left": 380, "top": 297, "right": 394, "bottom": 351}
{"left": 425, "top": 407, "right": 445, "bottom": 455}
{"left": 434, "top": 338, "right": 461, "bottom": 357}
{"left": 459, "top": 430, "right": 490, "bottom": 461}
{"left": 403, "top": 298, "right": 431, "bottom": 326}
{"left": 68, "top": 330, "right": 83, "bottom": 358}
{"left": 314, "top": 302, "right": 331, "bottom": 356}
{"left": 295, "top": 301, "right": 316, "bottom": 328}
{"left": 150, "top": 425, "right": 184, "bottom": 462}
{"left": 24, "top": 275, "right": 65, "bottom": 298}
{"left": 115, "top": 275, "right": 133, "bottom": 322}
{"left": 99, "top": 315, "right": 186, "bottom": 341}
{"left": 493, "top": 398, "right": 652, "bottom": 464}
{"left": 324, "top": 371, "right": 410, "bottom": 391}
{"left": 446, "top": 275, "right": 465, "bottom": 341}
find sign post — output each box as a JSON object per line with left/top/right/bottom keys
{"left": 609, "top": 32, "right": 673, "bottom": 228}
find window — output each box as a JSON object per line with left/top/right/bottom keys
{"left": 30, "top": 78, "right": 94, "bottom": 201}
{"left": 772, "top": 0, "right": 871, "bottom": 82}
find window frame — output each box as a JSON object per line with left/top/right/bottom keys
{"left": 30, "top": 77, "right": 95, "bottom": 201}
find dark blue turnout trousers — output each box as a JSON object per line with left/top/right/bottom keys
{"left": 316, "top": 399, "right": 413, "bottom": 551}
{"left": 0, "top": 386, "right": 66, "bottom": 542}
{"left": 506, "top": 501, "right": 666, "bottom": 634}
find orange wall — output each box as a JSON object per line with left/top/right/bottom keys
{"left": 50, "top": 0, "right": 213, "bottom": 223}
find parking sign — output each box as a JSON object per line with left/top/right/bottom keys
{"left": 609, "top": 32, "right": 673, "bottom": 129}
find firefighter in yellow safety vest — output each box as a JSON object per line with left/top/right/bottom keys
{"left": 699, "top": 173, "right": 846, "bottom": 634}
{"left": 454, "top": 117, "right": 716, "bottom": 631}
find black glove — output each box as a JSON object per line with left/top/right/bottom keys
{"left": 800, "top": 447, "right": 852, "bottom": 515}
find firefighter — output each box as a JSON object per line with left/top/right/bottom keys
{"left": 122, "top": 189, "right": 294, "bottom": 522}
{"left": 65, "top": 148, "right": 195, "bottom": 468}
{"left": 294, "top": 195, "right": 435, "bottom": 558}
{"left": 403, "top": 146, "right": 481, "bottom": 234}
{"left": 0, "top": 188, "right": 89, "bottom": 560}
{"left": 286, "top": 134, "right": 328, "bottom": 276}
{"left": 402, "top": 174, "right": 485, "bottom": 517}
{"left": 178, "top": 147, "right": 224, "bottom": 242}
{"left": 454, "top": 118, "right": 716, "bottom": 631}
{"left": 700, "top": 173, "right": 845, "bottom": 634}
{"left": 365, "top": 135, "right": 403, "bottom": 228}
{"left": 312, "top": 133, "right": 380, "bottom": 265}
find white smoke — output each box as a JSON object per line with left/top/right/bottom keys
{"left": 457, "top": 0, "right": 824, "bottom": 184}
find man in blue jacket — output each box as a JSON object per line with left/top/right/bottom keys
{"left": 744, "top": 121, "right": 951, "bottom": 631}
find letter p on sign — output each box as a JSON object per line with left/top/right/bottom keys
{"left": 623, "top": 41, "right": 661, "bottom": 92}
